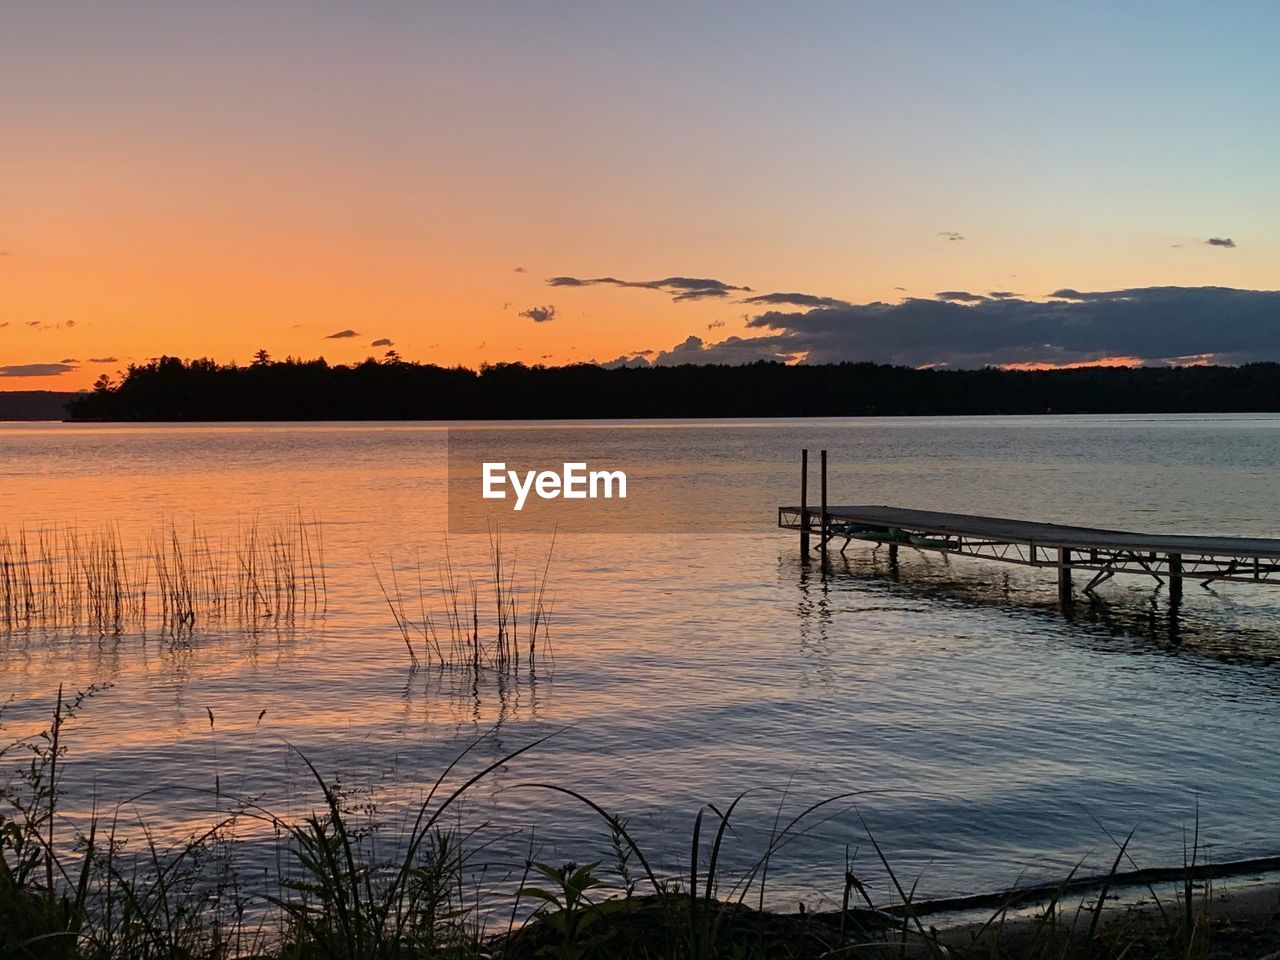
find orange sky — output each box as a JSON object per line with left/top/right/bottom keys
{"left": 3, "top": 3, "right": 1277, "bottom": 390}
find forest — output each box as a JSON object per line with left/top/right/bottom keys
{"left": 62, "top": 354, "right": 1280, "bottom": 420}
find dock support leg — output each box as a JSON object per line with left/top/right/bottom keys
{"left": 1058, "top": 548, "right": 1073, "bottom": 604}
{"left": 799, "top": 449, "right": 809, "bottom": 560}
{"left": 819, "top": 449, "right": 828, "bottom": 562}
{"left": 888, "top": 542, "right": 899, "bottom": 571}
{"left": 1169, "top": 553, "right": 1183, "bottom": 603}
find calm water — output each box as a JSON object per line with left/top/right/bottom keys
{"left": 2, "top": 415, "right": 1279, "bottom": 909}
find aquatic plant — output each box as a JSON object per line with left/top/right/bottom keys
{"left": 373, "top": 527, "right": 555, "bottom": 673}
{"left": 0, "top": 689, "right": 1256, "bottom": 959}
{"left": 0, "top": 512, "right": 326, "bottom": 638}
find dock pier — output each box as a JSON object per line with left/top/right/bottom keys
{"left": 782, "top": 451, "right": 1280, "bottom": 598}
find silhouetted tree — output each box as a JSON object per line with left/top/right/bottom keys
{"left": 63, "top": 356, "right": 1280, "bottom": 421}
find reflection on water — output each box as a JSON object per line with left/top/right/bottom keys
{"left": 809, "top": 545, "right": 1280, "bottom": 671}
{"left": 2, "top": 415, "right": 1280, "bottom": 904}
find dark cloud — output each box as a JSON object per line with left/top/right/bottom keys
{"left": 520, "top": 305, "right": 557, "bottom": 323}
{"left": 707, "top": 319, "right": 725, "bottom": 330}
{"left": 622, "top": 286, "right": 1280, "bottom": 368}
{"left": 598, "top": 353, "right": 653, "bottom": 368}
{"left": 546, "top": 275, "right": 750, "bottom": 302}
{"left": 651, "top": 335, "right": 805, "bottom": 366}
{"left": 741, "top": 292, "right": 852, "bottom": 309}
{"left": 88, "top": 356, "right": 117, "bottom": 363}
{"left": 513, "top": 266, "right": 527, "bottom": 272}
{"left": 935, "top": 291, "right": 989, "bottom": 302}
{"left": 1206, "top": 237, "right": 1236, "bottom": 248}
{"left": 324, "top": 329, "right": 360, "bottom": 339}
{"left": 988, "top": 291, "right": 1020, "bottom": 299}
{"left": 0, "top": 362, "right": 78, "bottom": 377}
{"left": 60, "top": 357, "right": 79, "bottom": 363}
{"left": 937, "top": 231, "right": 965, "bottom": 241}
{"left": 370, "top": 338, "right": 394, "bottom": 347}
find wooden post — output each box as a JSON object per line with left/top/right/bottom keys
{"left": 819, "top": 449, "right": 828, "bottom": 559}
{"left": 799, "top": 449, "right": 810, "bottom": 558}
{"left": 1168, "top": 553, "right": 1183, "bottom": 602}
{"left": 1057, "top": 547, "right": 1073, "bottom": 603}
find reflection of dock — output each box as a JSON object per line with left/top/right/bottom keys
{"left": 779, "top": 450, "right": 1280, "bottom": 602}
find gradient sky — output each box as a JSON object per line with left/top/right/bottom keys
{"left": 3, "top": 1, "right": 1278, "bottom": 389}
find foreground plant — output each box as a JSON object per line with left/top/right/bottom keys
{"left": 1, "top": 689, "right": 1271, "bottom": 960}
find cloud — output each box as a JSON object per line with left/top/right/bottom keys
{"left": 88, "top": 356, "right": 117, "bottom": 363}
{"left": 935, "top": 291, "right": 989, "bottom": 302}
{"left": 649, "top": 335, "right": 806, "bottom": 366}
{"left": 707, "top": 319, "right": 725, "bottom": 330}
{"left": 547, "top": 274, "right": 750, "bottom": 302}
{"left": 937, "top": 231, "right": 965, "bottom": 241}
{"left": 513, "top": 266, "right": 526, "bottom": 272}
{"left": 741, "top": 292, "right": 852, "bottom": 309}
{"left": 324, "top": 329, "right": 360, "bottom": 339}
{"left": 0, "top": 362, "right": 78, "bottom": 377}
{"left": 598, "top": 353, "right": 653, "bottom": 368}
{"left": 1206, "top": 237, "right": 1236, "bottom": 248}
{"left": 623, "top": 286, "right": 1280, "bottom": 368}
{"left": 24, "top": 320, "right": 78, "bottom": 331}
{"left": 520, "top": 305, "right": 557, "bottom": 323}
{"left": 370, "top": 338, "right": 394, "bottom": 347}
{"left": 988, "top": 291, "right": 1020, "bottom": 299}
{"left": 60, "top": 357, "right": 79, "bottom": 363}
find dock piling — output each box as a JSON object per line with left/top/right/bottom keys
{"left": 819, "top": 449, "right": 828, "bottom": 559}
{"left": 1057, "top": 547, "right": 1073, "bottom": 604}
{"left": 799, "top": 449, "right": 810, "bottom": 559}
{"left": 1169, "top": 553, "right": 1183, "bottom": 602}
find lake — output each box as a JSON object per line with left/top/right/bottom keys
{"left": 2, "top": 414, "right": 1279, "bottom": 911}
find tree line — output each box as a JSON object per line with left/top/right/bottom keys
{"left": 64, "top": 353, "right": 1280, "bottom": 420}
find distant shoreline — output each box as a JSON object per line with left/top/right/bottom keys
{"left": 12, "top": 357, "right": 1279, "bottom": 422}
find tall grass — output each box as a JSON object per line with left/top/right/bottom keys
{"left": 1, "top": 690, "right": 1251, "bottom": 959}
{"left": 373, "top": 527, "right": 555, "bottom": 673}
{"left": 0, "top": 512, "right": 326, "bottom": 637}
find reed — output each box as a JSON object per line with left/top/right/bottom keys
{"left": 0, "top": 513, "right": 326, "bottom": 638}
{"left": 373, "top": 527, "right": 555, "bottom": 673}
{"left": 0, "top": 689, "right": 1253, "bottom": 960}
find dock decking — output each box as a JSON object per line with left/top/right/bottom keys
{"left": 778, "top": 503, "right": 1280, "bottom": 600}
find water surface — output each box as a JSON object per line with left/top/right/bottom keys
{"left": 2, "top": 415, "right": 1279, "bottom": 907}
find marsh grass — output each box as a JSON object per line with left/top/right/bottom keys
{"left": 0, "top": 691, "right": 1262, "bottom": 959}
{"left": 374, "top": 528, "right": 555, "bottom": 673}
{"left": 0, "top": 512, "right": 326, "bottom": 638}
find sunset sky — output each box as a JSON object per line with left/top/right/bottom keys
{"left": 3, "top": 1, "right": 1278, "bottom": 390}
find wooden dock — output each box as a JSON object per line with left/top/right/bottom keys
{"left": 779, "top": 451, "right": 1280, "bottom": 601}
